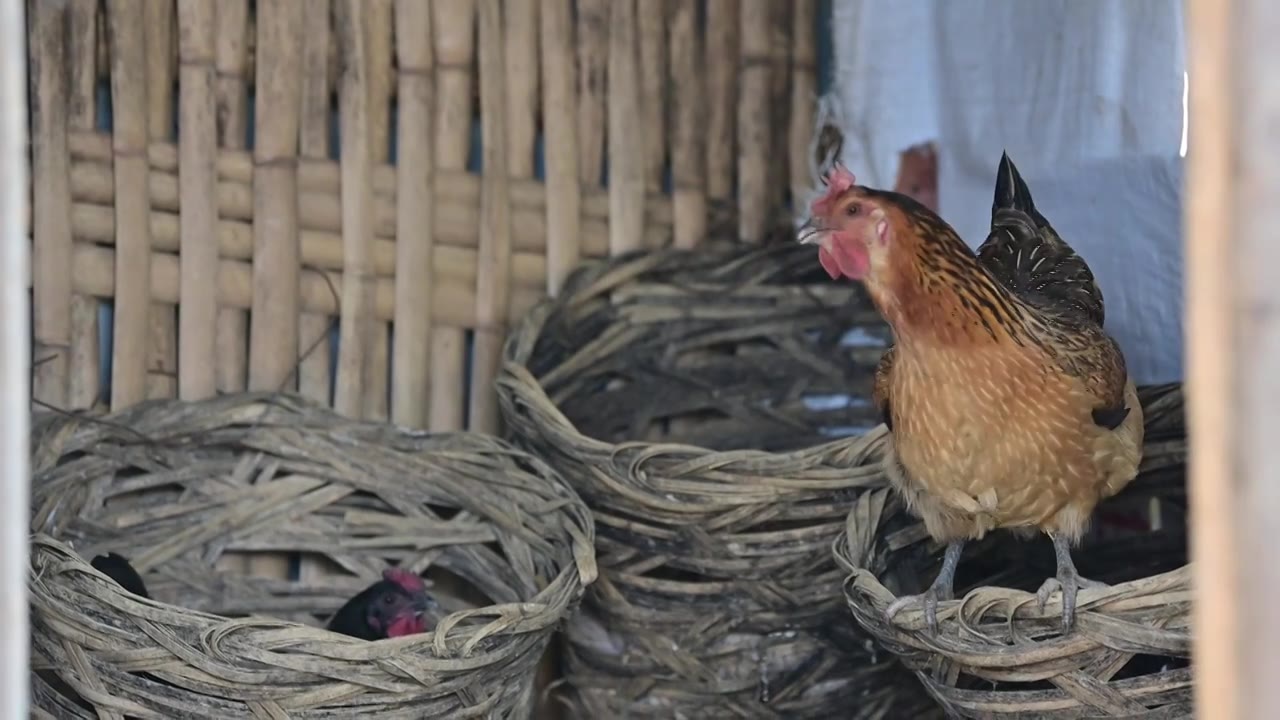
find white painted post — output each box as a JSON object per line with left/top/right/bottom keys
{"left": 0, "top": 0, "right": 30, "bottom": 715}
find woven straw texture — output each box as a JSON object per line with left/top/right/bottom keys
{"left": 835, "top": 383, "right": 1191, "bottom": 719}
{"left": 27, "top": 393, "right": 597, "bottom": 719}
{"left": 497, "top": 241, "right": 940, "bottom": 719}
{"left": 27, "top": 0, "right": 820, "bottom": 439}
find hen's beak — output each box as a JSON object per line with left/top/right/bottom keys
{"left": 797, "top": 217, "right": 824, "bottom": 245}
{"left": 411, "top": 591, "right": 438, "bottom": 617}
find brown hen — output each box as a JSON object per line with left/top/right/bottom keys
{"left": 802, "top": 154, "right": 1144, "bottom": 633}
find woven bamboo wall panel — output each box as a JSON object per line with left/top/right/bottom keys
{"left": 28, "top": 0, "right": 819, "bottom": 433}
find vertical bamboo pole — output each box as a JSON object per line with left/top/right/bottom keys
{"left": 705, "top": 0, "right": 739, "bottom": 206}
{"left": 575, "top": 0, "right": 606, "bottom": 188}
{"left": 106, "top": 0, "right": 151, "bottom": 409}
{"left": 297, "top": 0, "right": 335, "bottom": 406}
{"left": 176, "top": 0, "right": 218, "bottom": 401}
{"left": 429, "top": 0, "right": 474, "bottom": 431}
{"left": 505, "top": 0, "right": 539, "bottom": 180}
{"left": 787, "top": 0, "right": 816, "bottom": 210}
{"left": 293, "top": 0, "right": 336, "bottom": 589}
{"left": 67, "top": 0, "right": 99, "bottom": 132}
{"left": 766, "top": 0, "right": 792, "bottom": 211}
{"left": 333, "top": 0, "right": 376, "bottom": 419}
{"left": 526, "top": 0, "right": 566, "bottom": 686}
{"left": 144, "top": 0, "right": 178, "bottom": 400}
{"left": 214, "top": 0, "right": 251, "bottom": 396}
{"left": 391, "top": 0, "right": 434, "bottom": 428}
{"left": 637, "top": 0, "right": 666, "bottom": 195}
{"left": 468, "top": 0, "right": 512, "bottom": 434}
{"left": 362, "top": 0, "right": 393, "bottom": 421}
{"left": 668, "top": 0, "right": 705, "bottom": 249}
{"left": 497, "top": 0, "right": 537, "bottom": 386}
{"left": 607, "top": 0, "right": 644, "bottom": 256}
{"left": 249, "top": 0, "right": 303, "bottom": 394}
{"left": 737, "top": 0, "right": 772, "bottom": 243}
{"left": 540, "top": 0, "right": 579, "bottom": 295}
{"left": 248, "top": 0, "right": 304, "bottom": 582}
{"left": 0, "top": 0, "right": 28, "bottom": 706}
{"left": 29, "top": 0, "right": 72, "bottom": 409}
{"left": 295, "top": 0, "right": 336, "bottom": 589}
{"left": 67, "top": 0, "right": 101, "bottom": 410}
{"left": 213, "top": 0, "right": 252, "bottom": 576}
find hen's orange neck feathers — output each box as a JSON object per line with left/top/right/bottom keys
{"left": 866, "top": 194, "right": 1030, "bottom": 348}
{"left": 805, "top": 165, "right": 1036, "bottom": 348}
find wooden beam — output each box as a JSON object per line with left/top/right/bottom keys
{"left": 1184, "top": 0, "right": 1233, "bottom": 709}
{"left": 0, "top": 0, "right": 28, "bottom": 713}
{"left": 1186, "top": 0, "right": 1280, "bottom": 716}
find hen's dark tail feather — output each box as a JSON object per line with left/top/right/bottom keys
{"left": 978, "top": 150, "right": 1107, "bottom": 326}
{"left": 91, "top": 552, "right": 150, "bottom": 599}
{"left": 993, "top": 151, "right": 1049, "bottom": 228}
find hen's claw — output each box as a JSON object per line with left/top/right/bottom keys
{"left": 884, "top": 540, "right": 964, "bottom": 635}
{"left": 1036, "top": 532, "right": 1107, "bottom": 633}
{"left": 886, "top": 586, "right": 948, "bottom": 634}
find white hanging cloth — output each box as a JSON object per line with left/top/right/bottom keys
{"left": 825, "top": 0, "right": 1186, "bottom": 384}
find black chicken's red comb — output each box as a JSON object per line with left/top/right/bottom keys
{"left": 383, "top": 567, "right": 426, "bottom": 594}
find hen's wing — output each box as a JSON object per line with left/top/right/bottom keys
{"left": 976, "top": 154, "right": 1131, "bottom": 421}
{"left": 873, "top": 344, "right": 895, "bottom": 431}
{"left": 976, "top": 152, "right": 1105, "bottom": 328}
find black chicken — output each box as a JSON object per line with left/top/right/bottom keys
{"left": 326, "top": 567, "right": 437, "bottom": 640}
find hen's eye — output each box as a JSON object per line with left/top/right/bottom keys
{"left": 845, "top": 203, "right": 860, "bottom": 217}
{"left": 383, "top": 595, "right": 395, "bottom": 605}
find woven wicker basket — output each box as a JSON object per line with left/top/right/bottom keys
{"left": 497, "top": 241, "right": 939, "bottom": 718}
{"left": 27, "top": 393, "right": 597, "bottom": 719}
{"left": 835, "top": 383, "right": 1191, "bottom": 719}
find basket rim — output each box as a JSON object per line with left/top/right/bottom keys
{"left": 823, "top": 384, "right": 1195, "bottom": 717}
{"left": 30, "top": 531, "right": 591, "bottom": 652}
{"left": 832, "top": 485, "right": 1192, "bottom": 661}
{"left": 495, "top": 246, "right": 891, "bottom": 490}
{"left": 28, "top": 392, "right": 598, "bottom": 696}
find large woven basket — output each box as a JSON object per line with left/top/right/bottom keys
{"left": 28, "top": 393, "right": 597, "bottom": 719}
{"left": 497, "top": 241, "right": 938, "bottom": 718}
{"left": 835, "top": 383, "right": 1191, "bottom": 719}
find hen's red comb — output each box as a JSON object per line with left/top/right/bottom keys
{"left": 810, "top": 162, "right": 857, "bottom": 217}
{"left": 383, "top": 567, "right": 426, "bottom": 594}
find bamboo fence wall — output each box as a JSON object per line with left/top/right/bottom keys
{"left": 28, "top": 0, "right": 819, "bottom": 433}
